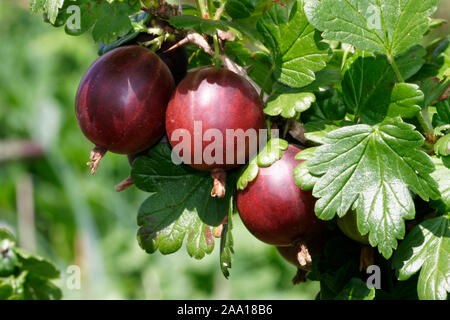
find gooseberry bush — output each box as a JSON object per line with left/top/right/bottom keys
{"left": 31, "top": 0, "right": 449, "bottom": 300}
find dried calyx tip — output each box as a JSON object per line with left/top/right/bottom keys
{"left": 87, "top": 146, "right": 107, "bottom": 175}
{"left": 296, "top": 242, "right": 313, "bottom": 271}
{"left": 210, "top": 168, "right": 226, "bottom": 198}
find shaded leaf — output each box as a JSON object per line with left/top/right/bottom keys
{"left": 132, "top": 144, "right": 230, "bottom": 258}
{"left": 392, "top": 214, "right": 450, "bottom": 300}
{"left": 387, "top": 83, "right": 423, "bottom": 118}
{"left": 264, "top": 89, "right": 315, "bottom": 118}
{"left": 334, "top": 278, "right": 375, "bottom": 300}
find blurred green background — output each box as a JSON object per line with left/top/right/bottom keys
{"left": 0, "top": 0, "right": 448, "bottom": 300}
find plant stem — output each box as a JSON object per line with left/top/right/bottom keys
{"left": 417, "top": 108, "right": 434, "bottom": 135}
{"left": 213, "top": 34, "right": 221, "bottom": 67}
{"left": 214, "top": 2, "right": 225, "bottom": 20}
{"left": 387, "top": 54, "right": 404, "bottom": 83}
{"left": 195, "top": 0, "right": 209, "bottom": 18}
{"left": 207, "top": 0, "right": 215, "bottom": 17}
{"left": 266, "top": 118, "right": 272, "bottom": 140}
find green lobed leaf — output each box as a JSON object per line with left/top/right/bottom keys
{"left": 23, "top": 274, "right": 62, "bottom": 300}
{"left": 305, "top": 0, "right": 439, "bottom": 57}
{"left": 14, "top": 248, "right": 60, "bottom": 279}
{"left": 256, "top": 0, "right": 330, "bottom": 88}
{"left": 308, "top": 118, "right": 440, "bottom": 258}
{"left": 220, "top": 197, "right": 234, "bottom": 279}
{"left": 334, "top": 278, "right": 375, "bottom": 300}
{"left": 132, "top": 143, "right": 231, "bottom": 259}
{"left": 237, "top": 138, "right": 288, "bottom": 190}
{"left": 294, "top": 147, "right": 319, "bottom": 191}
{"left": 264, "top": 89, "right": 315, "bottom": 118}
{"left": 392, "top": 214, "right": 450, "bottom": 300}
{"left": 387, "top": 83, "right": 424, "bottom": 118}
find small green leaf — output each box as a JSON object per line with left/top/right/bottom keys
{"left": 237, "top": 139, "right": 288, "bottom": 190}
{"left": 294, "top": 147, "right": 319, "bottom": 191}
{"left": 220, "top": 197, "right": 234, "bottom": 279}
{"left": 392, "top": 214, "right": 450, "bottom": 300}
{"left": 305, "top": 0, "right": 438, "bottom": 57}
{"left": 387, "top": 83, "right": 424, "bottom": 118}
{"left": 334, "top": 278, "right": 375, "bottom": 300}
{"left": 132, "top": 144, "right": 230, "bottom": 258}
{"left": 264, "top": 90, "right": 315, "bottom": 118}
{"left": 308, "top": 118, "right": 440, "bottom": 258}
{"left": 257, "top": 0, "right": 330, "bottom": 88}
{"left": 14, "top": 248, "right": 60, "bottom": 279}
{"left": 23, "top": 274, "right": 62, "bottom": 300}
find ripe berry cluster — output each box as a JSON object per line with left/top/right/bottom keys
{"left": 74, "top": 38, "right": 362, "bottom": 283}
